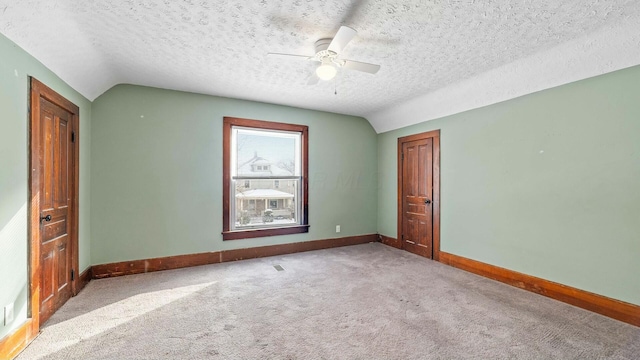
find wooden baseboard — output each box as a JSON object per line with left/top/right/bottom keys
{"left": 77, "top": 267, "right": 92, "bottom": 293}
{"left": 92, "top": 234, "right": 377, "bottom": 279}
{"left": 439, "top": 252, "right": 640, "bottom": 327}
{"left": 221, "top": 234, "right": 375, "bottom": 262}
{"left": 0, "top": 320, "right": 37, "bottom": 360}
{"left": 92, "top": 252, "right": 222, "bottom": 279}
{"left": 379, "top": 234, "right": 402, "bottom": 249}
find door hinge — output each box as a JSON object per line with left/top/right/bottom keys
{"left": 401, "top": 153, "right": 404, "bottom": 161}
{"left": 71, "top": 269, "right": 75, "bottom": 281}
{"left": 401, "top": 234, "right": 404, "bottom": 240}
{"left": 71, "top": 131, "right": 75, "bottom": 143}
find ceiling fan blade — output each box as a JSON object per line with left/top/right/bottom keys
{"left": 267, "top": 53, "right": 315, "bottom": 61}
{"left": 342, "top": 60, "right": 380, "bottom": 74}
{"left": 328, "top": 26, "right": 357, "bottom": 53}
{"left": 307, "top": 74, "right": 319, "bottom": 85}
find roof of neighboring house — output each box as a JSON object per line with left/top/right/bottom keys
{"left": 238, "top": 153, "right": 292, "bottom": 176}
{"left": 236, "top": 189, "right": 294, "bottom": 199}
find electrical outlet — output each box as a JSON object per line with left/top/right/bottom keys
{"left": 336, "top": 225, "right": 341, "bottom": 233}
{"left": 4, "top": 303, "right": 14, "bottom": 325}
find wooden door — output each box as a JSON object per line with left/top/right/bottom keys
{"left": 401, "top": 138, "right": 434, "bottom": 258}
{"left": 398, "top": 130, "right": 440, "bottom": 260}
{"left": 31, "top": 79, "right": 79, "bottom": 326}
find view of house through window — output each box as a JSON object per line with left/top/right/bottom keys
{"left": 231, "top": 126, "right": 302, "bottom": 229}
{"left": 223, "top": 117, "right": 308, "bottom": 240}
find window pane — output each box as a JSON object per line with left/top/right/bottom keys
{"left": 234, "top": 128, "right": 300, "bottom": 177}
{"left": 233, "top": 178, "right": 300, "bottom": 229}
{"left": 224, "top": 117, "right": 308, "bottom": 240}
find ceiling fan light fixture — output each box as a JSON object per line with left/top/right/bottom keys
{"left": 316, "top": 63, "right": 337, "bottom": 81}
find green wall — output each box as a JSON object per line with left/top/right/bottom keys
{"left": 378, "top": 65, "right": 640, "bottom": 305}
{"left": 0, "top": 33, "right": 92, "bottom": 339}
{"left": 90, "top": 85, "right": 378, "bottom": 264}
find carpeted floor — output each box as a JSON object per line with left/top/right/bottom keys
{"left": 17, "top": 243, "right": 639, "bottom": 359}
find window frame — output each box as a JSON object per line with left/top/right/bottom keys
{"left": 222, "top": 117, "right": 309, "bottom": 240}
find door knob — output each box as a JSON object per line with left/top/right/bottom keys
{"left": 40, "top": 215, "right": 52, "bottom": 223}
{"left": 424, "top": 199, "right": 431, "bottom": 205}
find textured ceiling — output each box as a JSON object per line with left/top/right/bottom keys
{"left": 1, "top": 1, "right": 639, "bottom": 132}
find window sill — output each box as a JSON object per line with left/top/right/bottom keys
{"left": 222, "top": 225, "right": 310, "bottom": 240}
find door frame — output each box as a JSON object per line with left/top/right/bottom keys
{"left": 397, "top": 130, "right": 441, "bottom": 260}
{"left": 28, "top": 77, "right": 80, "bottom": 331}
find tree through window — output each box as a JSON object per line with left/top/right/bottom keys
{"left": 222, "top": 117, "right": 309, "bottom": 240}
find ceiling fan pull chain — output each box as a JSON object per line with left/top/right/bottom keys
{"left": 335, "top": 68, "right": 343, "bottom": 95}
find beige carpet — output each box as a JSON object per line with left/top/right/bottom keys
{"left": 17, "top": 243, "right": 639, "bottom": 359}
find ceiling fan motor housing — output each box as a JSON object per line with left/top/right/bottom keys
{"left": 315, "top": 38, "right": 342, "bottom": 66}
{"left": 314, "top": 38, "right": 333, "bottom": 53}
{"left": 266, "top": 26, "right": 379, "bottom": 82}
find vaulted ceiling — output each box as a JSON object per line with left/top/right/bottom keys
{"left": 1, "top": 1, "right": 639, "bottom": 132}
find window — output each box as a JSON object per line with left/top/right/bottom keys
{"left": 223, "top": 117, "right": 308, "bottom": 240}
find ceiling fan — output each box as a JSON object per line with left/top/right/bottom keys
{"left": 268, "top": 26, "right": 381, "bottom": 84}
